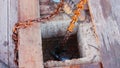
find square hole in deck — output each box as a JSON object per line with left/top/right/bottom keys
{"left": 42, "top": 34, "right": 81, "bottom": 62}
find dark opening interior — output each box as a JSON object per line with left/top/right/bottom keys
{"left": 42, "top": 34, "right": 80, "bottom": 62}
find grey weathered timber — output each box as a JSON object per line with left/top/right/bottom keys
{"left": 8, "top": 0, "right": 18, "bottom": 67}
{"left": 0, "top": 0, "right": 120, "bottom": 68}
{"left": 88, "top": 0, "right": 120, "bottom": 68}
{"left": 0, "top": 0, "right": 18, "bottom": 67}
{"left": 0, "top": 0, "right": 8, "bottom": 68}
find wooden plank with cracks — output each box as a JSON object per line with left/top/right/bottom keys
{"left": 18, "top": 0, "right": 44, "bottom": 68}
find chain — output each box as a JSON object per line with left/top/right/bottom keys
{"left": 13, "top": 0, "right": 88, "bottom": 66}
{"left": 61, "top": 0, "right": 87, "bottom": 46}
{"left": 12, "top": 0, "right": 64, "bottom": 66}
{"left": 62, "top": 1, "right": 104, "bottom": 67}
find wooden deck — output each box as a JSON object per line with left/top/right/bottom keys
{"left": 88, "top": 0, "right": 120, "bottom": 68}
{"left": 0, "top": 0, "right": 120, "bottom": 68}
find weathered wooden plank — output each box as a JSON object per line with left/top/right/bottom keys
{"left": 18, "top": 0, "right": 44, "bottom": 68}
{"left": 0, "top": 0, "right": 8, "bottom": 67}
{"left": 8, "top": 0, "right": 18, "bottom": 67}
{"left": 57, "top": 65, "right": 80, "bottom": 68}
{"left": 54, "top": 63, "right": 101, "bottom": 68}
{"left": 80, "top": 63, "right": 101, "bottom": 68}
{"left": 88, "top": 0, "right": 120, "bottom": 68}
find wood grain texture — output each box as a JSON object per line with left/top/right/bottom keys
{"left": 8, "top": 0, "right": 18, "bottom": 67}
{"left": 18, "top": 0, "right": 44, "bottom": 68}
{"left": 0, "top": 0, "right": 18, "bottom": 67}
{"left": 88, "top": 0, "right": 120, "bottom": 68}
{"left": 0, "top": 0, "right": 119, "bottom": 68}
{"left": 19, "top": 24, "right": 43, "bottom": 68}
{"left": 0, "top": 0, "right": 8, "bottom": 67}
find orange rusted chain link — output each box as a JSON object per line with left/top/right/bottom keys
{"left": 62, "top": 0, "right": 87, "bottom": 46}
{"left": 67, "top": 0, "right": 87, "bottom": 32}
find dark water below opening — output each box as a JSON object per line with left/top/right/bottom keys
{"left": 42, "top": 34, "right": 80, "bottom": 62}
